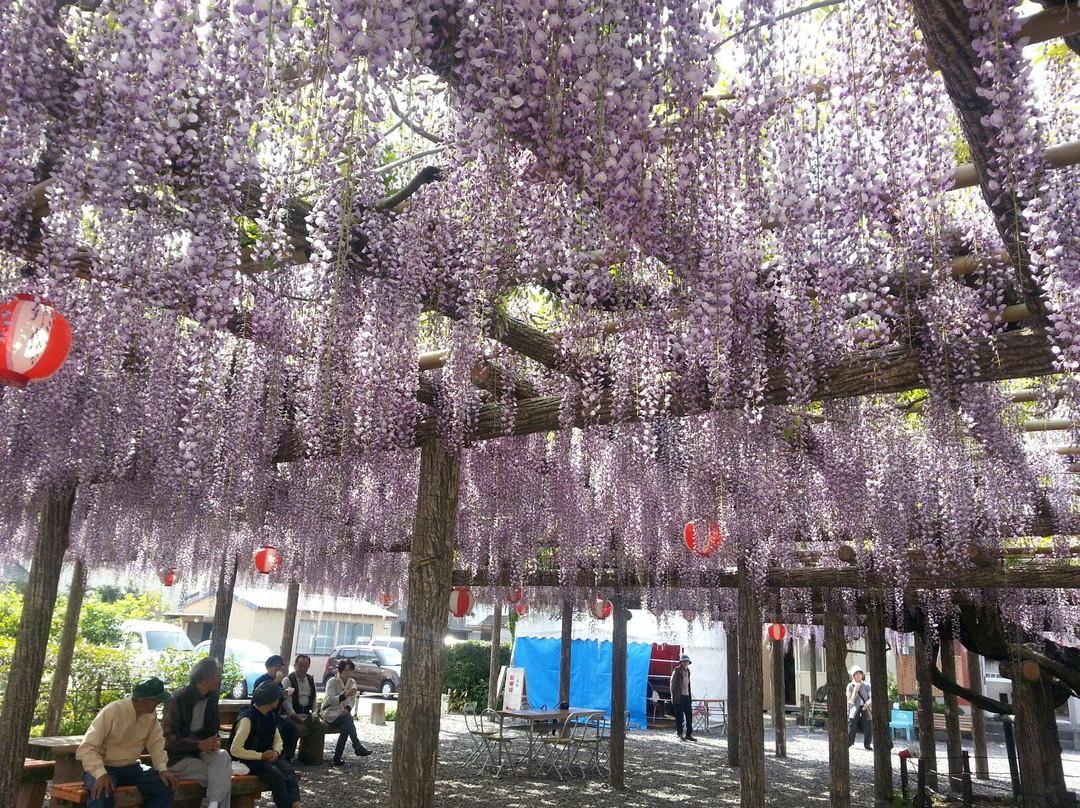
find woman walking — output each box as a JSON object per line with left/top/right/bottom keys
{"left": 321, "top": 659, "right": 373, "bottom": 765}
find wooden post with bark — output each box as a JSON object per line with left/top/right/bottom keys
{"left": 771, "top": 626, "right": 786, "bottom": 758}
{"left": 609, "top": 592, "right": 628, "bottom": 790}
{"left": 825, "top": 596, "right": 851, "bottom": 808}
{"left": 559, "top": 599, "right": 572, "bottom": 708}
{"left": 44, "top": 558, "right": 86, "bottom": 735}
{"left": 866, "top": 597, "right": 892, "bottom": 807}
{"left": 940, "top": 637, "right": 963, "bottom": 791}
{"left": 488, "top": 602, "right": 502, "bottom": 709}
{"left": 209, "top": 552, "right": 238, "bottom": 663}
{"left": 809, "top": 631, "right": 819, "bottom": 700}
{"left": 737, "top": 559, "right": 764, "bottom": 808}
{"left": 914, "top": 621, "right": 938, "bottom": 790}
{"left": 1009, "top": 662, "right": 1070, "bottom": 808}
{"left": 727, "top": 615, "right": 741, "bottom": 768}
{"left": 279, "top": 580, "right": 300, "bottom": 662}
{"left": 0, "top": 479, "right": 76, "bottom": 808}
{"left": 966, "top": 651, "right": 990, "bottom": 779}
{"left": 389, "top": 439, "right": 460, "bottom": 808}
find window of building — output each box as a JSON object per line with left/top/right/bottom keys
{"left": 296, "top": 619, "right": 373, "bottom": 654}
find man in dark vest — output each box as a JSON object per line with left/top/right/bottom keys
{"left": 282, "top": 654, "right": 325, "bottom": 764}
{"left": 162, "top": 657, "right": 231, "bottom": 808}
{"left": 669, "top": 654, "right": 697, "bottom": 741}
{"left": 230, "top": 683, "right": 303, "bottom": 808}
{"left": 251, "top": 655, "right": 299, "bottom": 762}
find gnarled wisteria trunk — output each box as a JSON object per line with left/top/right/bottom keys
{"left": 1011, "top": 664, "right": 1069, "bottom": 808}
{"left": 44, "top": 558, "right": 86, "bottom": 735}
{"left": 209, "top": 553, "right": 238, "bottom": 664}
{"left": 389, "top": 440, "right": 459, "bottom": 808}
{"left": 737, "top": 560, "right": 764, "bottom": 808}
{"left": 487, "top": 602, "right": 501, "bottom": 710}
{"left": 914, "top": 624, "right": 939, "bottom": 790}
{"left": 279, "top": 580, "right": 300, "bottom": 663}
{"left": 609, "top": 592, "right": 627, "bottom": 790}
{"left": 0, "top": 478, "right": 76, "bottom": 808}
{"left": 966, "top": 652, "right": 990, "bottom": 780}
{"left": 941, "top": 637, "right": 963, "bottom": 791}
{"left": 825, "top": 598, "right": 850, "bottom": 808}
{"left": 727, "top": 616, "right": 740, "bottom": 769}
{"left": 865, "top": 598, "right": 892, "bottom": 807}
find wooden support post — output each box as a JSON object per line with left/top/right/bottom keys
{"left": 940, "top": 637, "right": 963, "bottom": 792}
{"left": 609, "top": 592, "right": 628, "bottom": 790}
{"left": 866, "top": 597, "right": 892, "bottom": 807}
{"left": 1010, "top": 661, "right": 1070, "bottom": 808}
{"left": 914, "top": 623, "right": 938, "bottom": 790}
{"left": 389, "top": 439, "right": 460, "bottom": 808}
{"left": 727, "top": 616, "right": 741, "bottom": 768}
{"left": 0, "top": 479, "right": 76, "bottom": 808}
{"left": 279, "top": 581, "right": 300, "bottom": 663}
{"left": 44, "top": 558, "right": 86, "bottom": 735}
{"left": 209, "top": 553, "right": 239, "bottom": 663}
{"left": 825, "top": 595, "right": 851, "bottom": 808}
{"left": 809, "top": 631, "right": 819, "bottom": 699}
{"left": 737, "top": 559, "right": 764, "bottom": 808}
{"left": 771, "top": 631, "right": 786, "bottom": 758}
{"left": 488, "top": 602, "right": 502, "bottom": 710}
{"left": 966, "top": 651, "right": 990, "bottom": 779}
{"left": 559, "top": 599, "right": 572, "bottom": 708}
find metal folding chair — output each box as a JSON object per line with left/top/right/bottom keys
{"left": 533, "top": 714, "right": 579, "bottom": 780}
{"left": 479, "top": 708, "right": 517, "bottom": 777}
{"left": 569, "top": 711, "right": 611, "bottom": 777}
{"left": 462, "top": 704, "right": 494, "bottom": 768}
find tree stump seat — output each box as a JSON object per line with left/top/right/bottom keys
{"left": 48, "top": 771, "right": 301, "bottom": 808}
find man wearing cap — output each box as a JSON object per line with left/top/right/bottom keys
{"left": 846, "top": 665, "right": 873, "bottom": 750}
{"left": 230, "top": 682, "right": 303, "bottom": 808}
{"left": 162, "top": 657, "right": 232, "bottom": 808}
{"left": 251, "top": 654, "right": 299, "bottom": 762}
{"left": 76, "top": 676, "right": 178, "bottom": 808}
{"left": 669, "top": 654, "right": 697, "bottom": 741}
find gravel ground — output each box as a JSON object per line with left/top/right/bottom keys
{"left": 287, "top": 714, "right": 1080, "bottom": 808}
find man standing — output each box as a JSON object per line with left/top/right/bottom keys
{"left": 669, "top": 654, "right": 697, "bottom": 741}
{"left": 251, "top": 654, "right": 299, "bottom": 761}
{"left": 230, "top": 683, "right": 303, "bottom": 808}
{"left": 163, "top": 657, "right": 232, "bottom": 808}
{"left": 283, "top": 654, "right": 323, "bottom": 764}
{"left": 76, "top": 676, "right": 178, "bottom": 808}
{"left": 846, "top": 665, "right": 873, "bottom": 750}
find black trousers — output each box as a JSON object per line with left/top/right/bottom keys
{"left": 674, "top": 695, "right": 694, "bottom": 736}
{"left": 246, "top": 758, "right": 301, "bottom": 808}
{"left": 848, "top": 712, "right": 872, "bottom": 747}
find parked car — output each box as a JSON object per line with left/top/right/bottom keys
{"left": 323, "top": 645, "right": 401, "bottom": 696}
{"left": 120, "top": 620, "right": 194, "bottom": 654}
{"left": 192, "top": 638, "right": 275, "bottom": 699}
{"left": 365, "top": 636, "right": 405, "bottom": 653}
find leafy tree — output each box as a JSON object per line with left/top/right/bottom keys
{"left": 0, "top": 586, "right": 22, "bottom": 638}
{"left": 442, "top": 641, "right": 510, "bottom": 711}
{"left": 79, "top": 592, "right": 167, "bottom": 646}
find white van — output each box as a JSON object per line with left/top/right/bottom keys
{"left": 366, "top": 636, "right": 405, "bottom": 653}
{"left": 120, "top": 620, "right": 195, "bottom": 654}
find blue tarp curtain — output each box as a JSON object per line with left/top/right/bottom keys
{"left": 512, "top": 637, "right": 652, "bottom": 728}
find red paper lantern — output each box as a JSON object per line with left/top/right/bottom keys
{"left": 253, "top": 545, "right": 282, "bottom": 574}
{"left": 768, "top": 623, "right": 787, "bottom": 642}
{"left": 0, "top": 294, "right": 72, "bottom": 388}
{"left": 649, "top": 608, "right": 664, "bottom": 618}
{"left": 449, "top": 586, "right": 472, "bottom": 618}
{"left": 515, "top": 601, "right": 529, "bottom": 617}
{"left": 684, "top": 521, "right": 723, "bottom": 557}
{"left": 682, "top": 610, "right": 698, "bottom": 623}
{"left": 590, "top": 597, "right": 612, "bottom": 620}
{"left": 159, "top": 568, "right": 178, "bottom": 587}
{"left": 1022, "top": 660, "right": 1041, "bottom": 681}
{"left": 506, "top": 588, "right": 524, "bottom": 604}
{"left": 378, "top": 593, "right": 394, "bottom": 608}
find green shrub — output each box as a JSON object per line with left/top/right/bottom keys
{"left": 442, "top": 641, "right": 510, "bottom": 711}
{"left": 384, "top": 709, "right": 396, "bottom": 722}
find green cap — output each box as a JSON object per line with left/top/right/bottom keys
{"left": 132, "top": 676, "right": 172, "bottom": 703}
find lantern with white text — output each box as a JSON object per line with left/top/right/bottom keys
{"left": 0, "top": 294, "right": 72, "bottom": 388}
{"left": 684, "top": 521, "right": 722, "bottom": 557}
{"left": 590, "top": 597, "right": 612, "bottom": 620}
{"left": 253, "top": 546, "right": 282, "bottom": 574}
{"left": 159, "top": 569, "right": 178, "bottom": 587}
{"left": 768, "top": 623, "right": 787, "bottom": 642}
{"left": 515, "top": 601, "right": 529, "bottom": 617}
{"left": 449, "top": 586, "right": 472, "bottom": 618}
{"left": 378, "top": 593, "right": 394, "bottom": 608}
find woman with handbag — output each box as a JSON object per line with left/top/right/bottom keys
{"left": 320, "top": 659, "right": 373, "bottom": 765}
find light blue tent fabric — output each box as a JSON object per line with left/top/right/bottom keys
{"left": 512, "top": 637, "right": 652, "bottom": 728}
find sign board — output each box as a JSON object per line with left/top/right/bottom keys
{"left": 504, "top": 666, "right": 527, "bottom": 710}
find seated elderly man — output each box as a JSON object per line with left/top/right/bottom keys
{"left": 230, "top": 683, "right": 303, "bottom": 808}
{"left": 76, "top": 676, "right": 178, "bottom": 808}
{"left": 162, "top": 657, "right": 232, "bottom": 808}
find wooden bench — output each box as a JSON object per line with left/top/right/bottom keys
{"left": 807, "top": 701, "right": 829, "bottom": 731}
{"left": 50, "top": 771, "right": 301, "bottom": 808}
{"left": 932, "top": 712, "right": 973, "bottom": 737}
